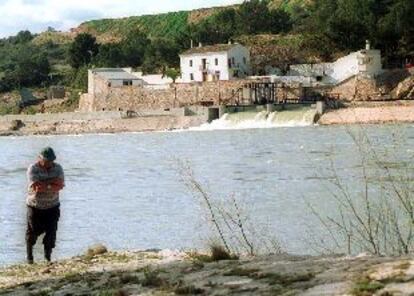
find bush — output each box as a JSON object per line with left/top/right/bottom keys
{"left": 308, "top": 126, "right": 414, "bottom": 256}
{"left": 209, "top": 243, "right": 236, "bottom": 261}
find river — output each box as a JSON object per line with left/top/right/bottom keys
{"left": 0, "top": 123, "right": 413, "bottom": 266}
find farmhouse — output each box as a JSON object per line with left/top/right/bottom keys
{"left": 180, "top": 43, "right": 251, "bottom": 83}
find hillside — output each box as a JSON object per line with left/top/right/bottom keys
{"left": 33, "top": 0, "right": 310, "bottom": 45}
{"left": 2, "top": 0, "right": 410, "bottom": 112}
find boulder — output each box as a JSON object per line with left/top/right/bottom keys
{"left": 85, "top": 244, "right": 108, "bottom": 257}
{"left": 392, "top": 76, "right": 414, "bottom": 99}
{"left": 9, "top": 119, "right": 24, "bottom": 131}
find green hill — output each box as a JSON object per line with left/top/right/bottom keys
{"left": 80, "top": 11, "right": 189, "bottom": 39}
{"left": 70, "top": 1, "right": 310, "bottom": 43}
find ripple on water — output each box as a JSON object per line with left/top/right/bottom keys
{"left": 1, "top": 125, "right": 414, "bottom": 266}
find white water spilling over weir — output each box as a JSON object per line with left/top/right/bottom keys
{"left": 192, "top": 107, "right": 318, "bottom": 131}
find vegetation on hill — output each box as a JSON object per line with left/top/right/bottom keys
{"left": 81, "top": 11, "right": 190, "bottom": 40}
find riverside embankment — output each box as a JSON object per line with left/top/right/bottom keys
{"left": 319, "top": 101, "right": 414, "bottom": 125}
{"left": 2, "top": 102, "right": 414, "bottom": 136}
{"left": 0, "top": 248, "right": 413, "bottom": 296}
{"left": 0, "top": 111, "right": 206, "bottom": 136}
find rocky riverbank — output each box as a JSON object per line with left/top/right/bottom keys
{"left": 2, "top": 101, "right": 414, "bottom": 137}
{"left": 0, "top": 248, "right": 413, "bottom": 296}
{"left": 0, "top": 115, "right": 205, "bottom": 136}
{"left": 319, "top": 101, "right": 414, "bottom": 125}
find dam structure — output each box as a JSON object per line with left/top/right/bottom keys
{"left": 199, "top": 104, "right": 322, "bottom": 131}
{"left": 202, "top": 81, "right": 327, "bottom": 130}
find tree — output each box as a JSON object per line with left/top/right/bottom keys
{"left": 11, "top": 30, "right": 34, "bottom": 44}
{"left": 191, "top": 8, "right": 239, "bottom": 44}
{"left": 238, "top": 0, "right": 272, "bottom": 34}
{"left": 121, "top": 30, "right": 150, "bottom": 67}
{"left": 6, "top": 46, "right": 50, "bottom": 88}
{"left": 68, "top": 33, "right": 99, "bottom": 68}
{"left": 94, "top": 43, "right": 124, "bottom": 67}
{"left": 163, "top": 68, "right": 180, "bottom": 83}
{"left": 378, "top": 0, "right": 414, "bottom": 64}
{"left": 268, "top": 8, "right": 292, "bottom": 34}
{"left": 70, "top": 65, "right": 88, "bottom": 92}
{"left": 142, "top": 38, "right": 180, "bottom": 73}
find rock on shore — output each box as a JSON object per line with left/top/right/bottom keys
{"left": 0, "top": 249, "right": 413, "bottom": 295}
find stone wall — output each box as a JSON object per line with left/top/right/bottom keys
{"left": 79, "top": 79, "right": 248, "bottom": 112}
{"left": 0, "top": 111, "right": 123, "bottom": 123}
{"left": 331, "top": 76, "right": 379, "bottom": 101}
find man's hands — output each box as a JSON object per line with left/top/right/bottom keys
{"left": 32, "top": 178, "right": 64, "bottom": 193}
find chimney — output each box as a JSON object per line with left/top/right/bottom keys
{"left": 198, "top": 42, "right": 202, "bottom": 48}
{"left": 190, "top": 39, "right": 194, "bottom": 48}
{"left": 365, "top": 40, "right": 371, "bottom": 50}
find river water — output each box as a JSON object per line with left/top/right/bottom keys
{"left": 0, "top": 123, "right": 413, "bottom": 266}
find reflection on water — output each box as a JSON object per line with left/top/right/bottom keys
{"left": 0, "top": 124, "right": 413, "bottom": 266}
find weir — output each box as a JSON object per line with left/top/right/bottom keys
{"left": 198, "top": 104, "right": 320, "bottom": 130}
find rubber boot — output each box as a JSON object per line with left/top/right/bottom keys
{"left": 27, "top": 244, "right": 34, "bottom": 265}
{"left": 44, "top": 247, "right": 52, "bottom": 263}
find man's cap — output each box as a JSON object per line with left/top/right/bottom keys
{"left": 39, "top": 147, "right": 56, "bottom": 161}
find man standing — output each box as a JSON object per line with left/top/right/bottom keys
{"left": 26, "top": 147, "right": 65, "bottom": 264}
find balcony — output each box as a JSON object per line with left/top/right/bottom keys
{"left": 199, "top": 65, "right": 209, "bottom": 72}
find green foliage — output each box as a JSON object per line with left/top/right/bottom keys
{"left": 190, "top": 8, "right": 240, "bottom": 45}
{"left": 0, "top": 44, "right": 51, "bottom": 89}
{"left": 83, "top": 11, "right": 189, "bottom": 40}
{"left": 141, "top": 267, "right": 165, "bottom": 287}
{"left": 352, "top": 278, "right": 385, "bottom": 296}
{"left": 306, "top": 0, "right": 414, "bottom": 64}
{"left": 190, "top": 2, "right": 291, "bottom": 45}
{"left": 142, "top": 38, "right": 181, "bottom": 74}
{"left": 23, "top": 106, "right": 37, "bottom": 115}
{"left": 8, "top": 30, "right": 34, "bottom": 44}
{"left": 69, "top": 33, "right": 99, "bottom": 68}
{"left": 70, "top": 66, "right": 88, "bottom": 92}
{"left": 0, "top": 104, "right": 20, "bottom": 115}
{"left": 236, "top": 0, "right": 291, "bottom": 35}
{"left": 120, "top": 30, "right": 150, "bottom": 67}
{"left": 163, "top": 68, "right": 180, "bottom": 83}
{"left": 93, "top": 43, "right": 124, "bottom": 67}
{"left": 93, "top": 33, "right": 144, "bottom": 68}
{"left": 0, "top": 0, "right": 412, "bottom": 95}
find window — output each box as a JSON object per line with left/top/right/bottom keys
{"left": 189, "top": 60, "right": 193, "bottom": 67}
{"left": 190, "top": 73, "right": 194, "bottom": 81}
{"left": 215, "top": 58, "right": 219, "bottom": 66}
{"left": 232, "top": 57, "right": 235, "bottom": 65}
{"left": 243, "top": 57, "right": 247, "bottom": 65}
{"left": 228, "top": 59, "right": 231, "bottom": 67}
{"left": 215, "top": 71, "right": 220, "bottom": 80}
{"left": 123, "top": 80, "right": 133, "bottom": 86}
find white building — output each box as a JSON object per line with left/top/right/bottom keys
{"left": 179, "top": 43, "right": 251, "bottom": 83}
{"left": 288, "top": 41, "right": 382, "bottom": 85}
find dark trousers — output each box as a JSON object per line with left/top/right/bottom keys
{"left": 26, "top": 205, "right": 60, "bottom": 250}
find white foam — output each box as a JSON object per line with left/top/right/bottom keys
{"left": 190, "top": 109, "right": 317, "bottom": 131}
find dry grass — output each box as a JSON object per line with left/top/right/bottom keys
{"left": 210, "top": 244, "right": 238, "bottom": 261}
